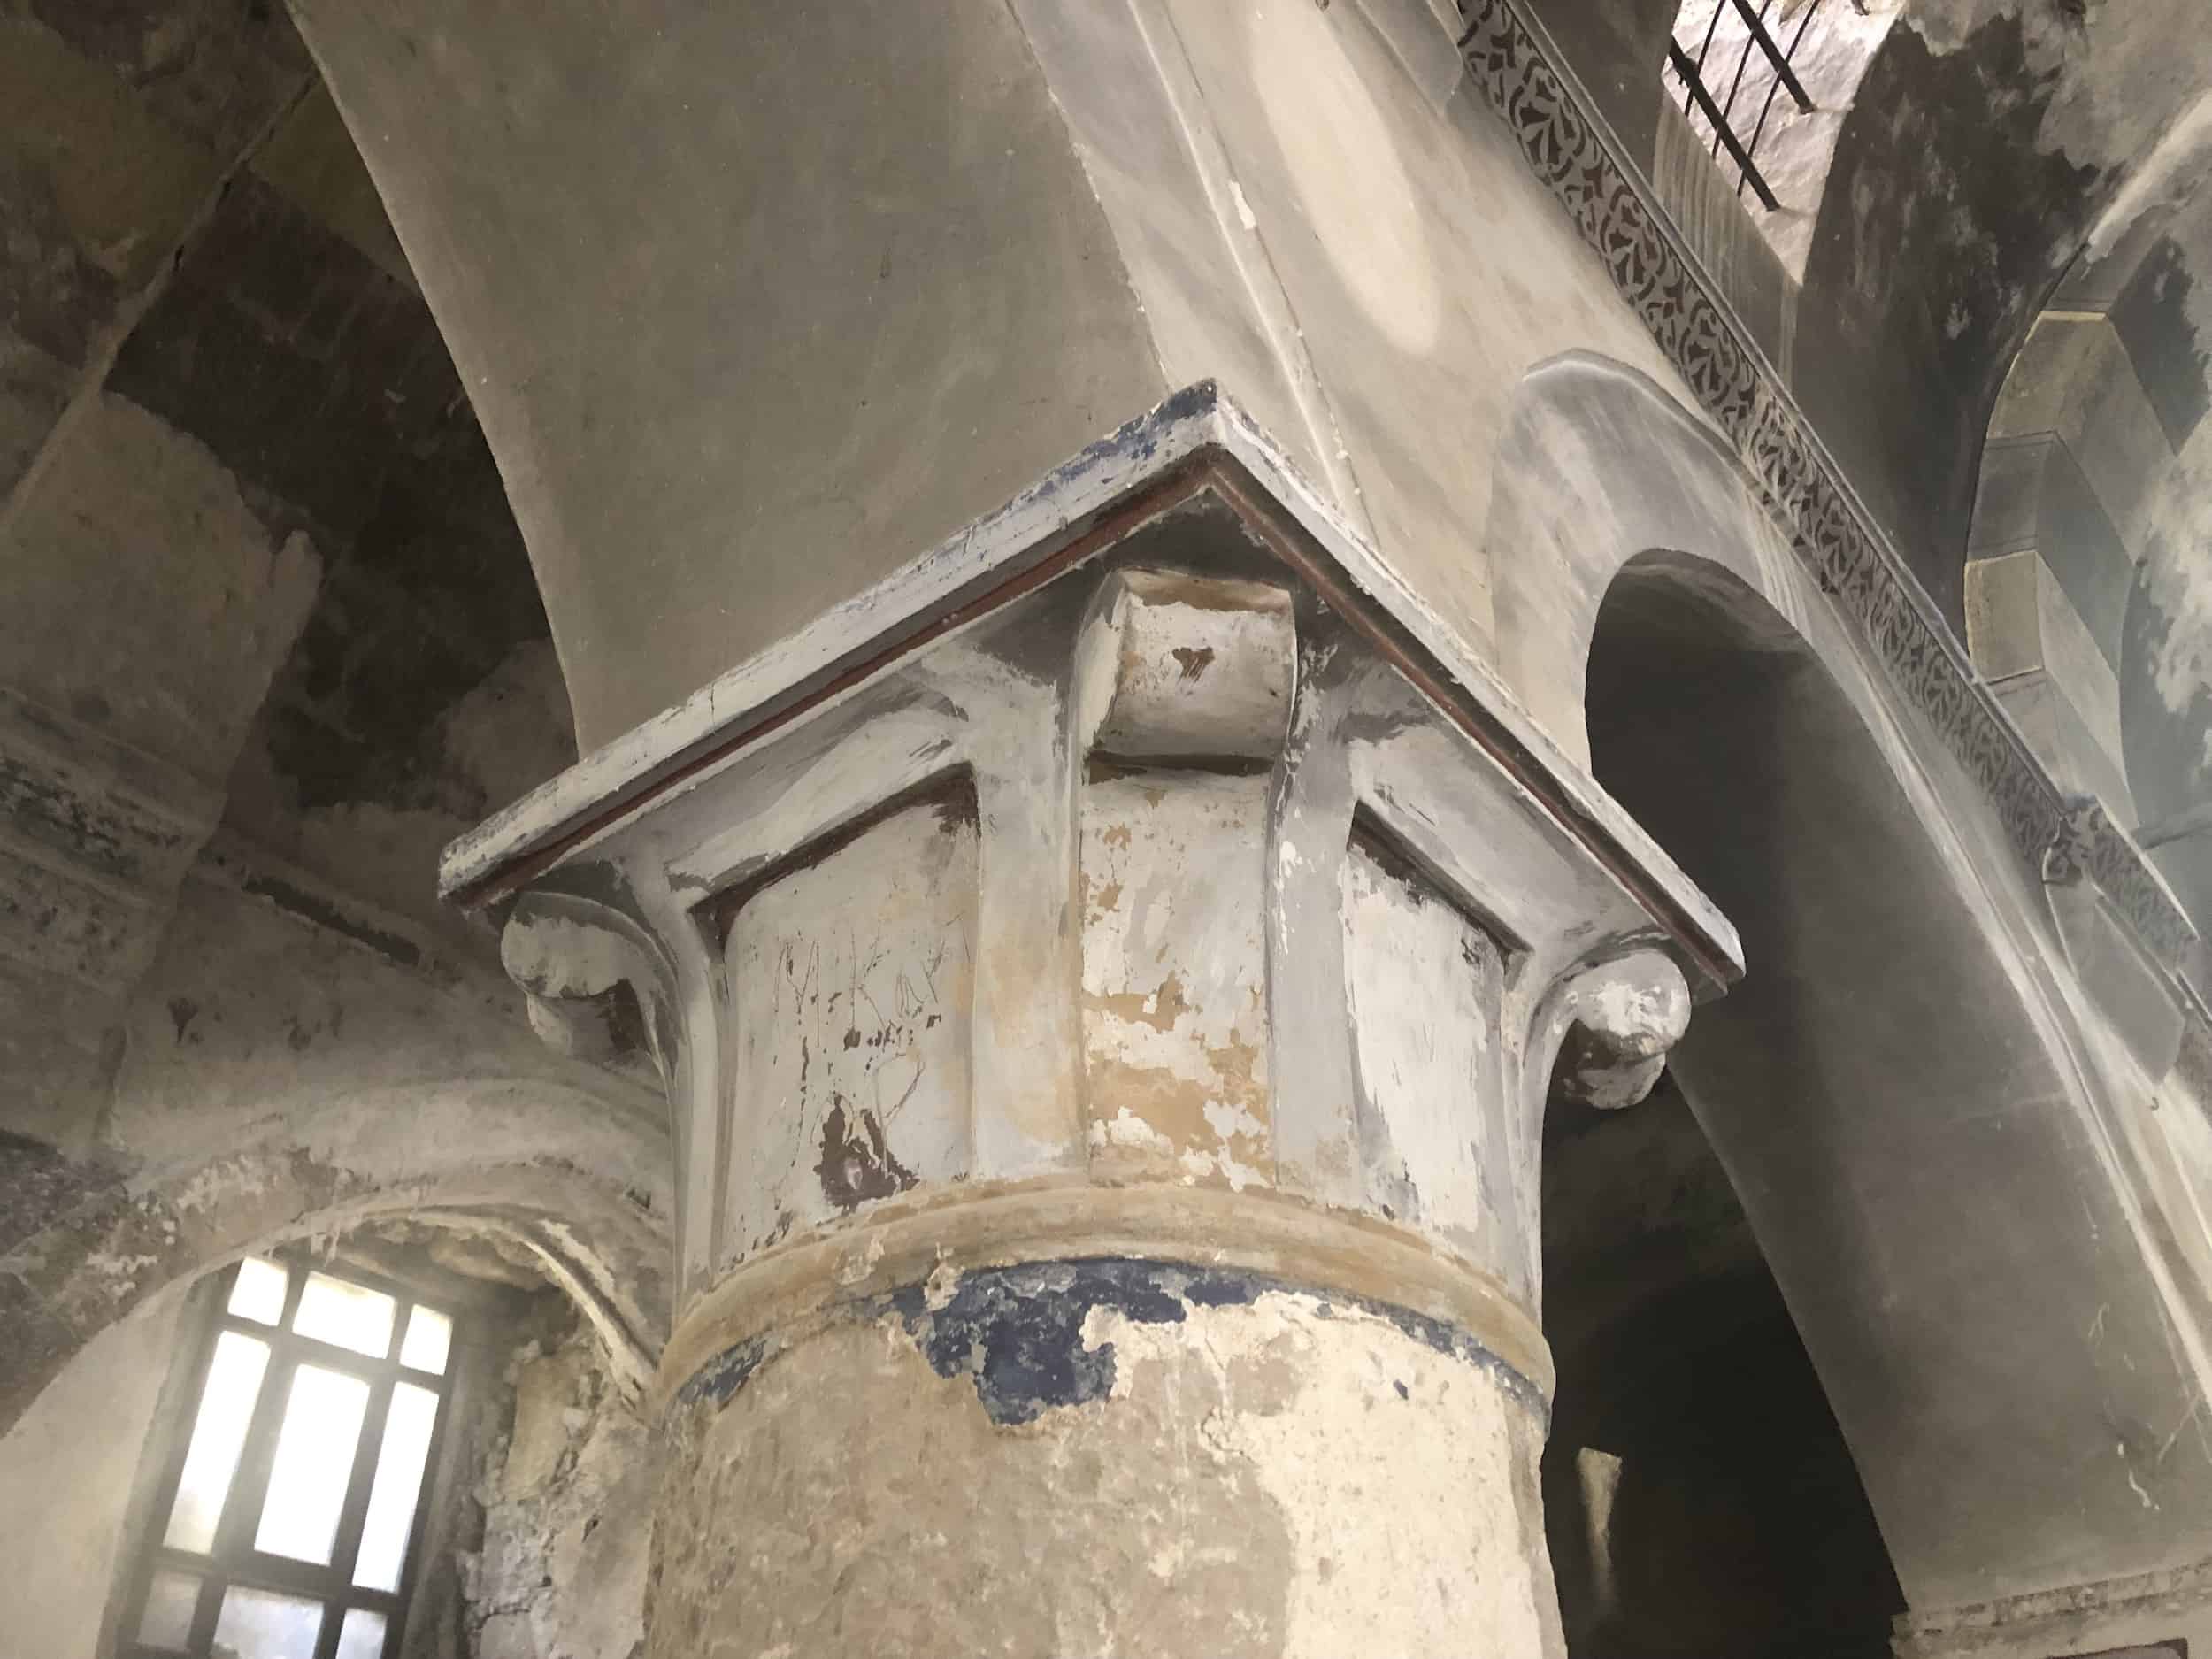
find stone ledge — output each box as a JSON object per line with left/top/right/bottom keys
{"left": 1894, "top": 1556, "right": 2212, "bottom": 1657}
{"left": 440, "top": 382, "right": 1740, "bottom": 999}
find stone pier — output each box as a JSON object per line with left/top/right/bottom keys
{"left": 444, "top": 390, "right": 1738, "bottom": 1656}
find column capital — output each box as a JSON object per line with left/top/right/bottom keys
{"left": 445, "top": 385, "right": 1740, "bottom": 1381}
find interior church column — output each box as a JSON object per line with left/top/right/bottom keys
{"left": 293, "top": 4, "right": 1748, "bottom": 1645}
{"left": 441, "top": 392, "right": 1740, "bottom": 1657}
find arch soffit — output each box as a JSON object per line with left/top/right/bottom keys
{"left": 1536, "top": 392, "right": 2212, "bottom": 1596}
{"left": 1488, "top": 351, "right": 1829, "bottom": 764}
{"left": 1488, "top": 356, "right": 2180, "bottom": 1117}
{"left": 1485, "top": 353, "right": 2037, "bottom": 891}
{"left": 1506, "top": 357, "right": 2203, "bottom": 1251}
{"left": 1484, "top": 351, "right": 2137, "bottom": 1018}
{"left": 1486, "top": 355, "right": 2116, "bottom": 1157}
{"left": 1585, "top": 557, "right": 2212, "bottom": 1598}
{"left": 0, "top": 1077, "right": 673, "bottom": 1439}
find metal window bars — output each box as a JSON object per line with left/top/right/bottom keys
{"left": 119, "top": 1255, "right": 459, "bottom": 1659}
{"left": 1668, "top": 0, "right": 1826, "bottom": 211}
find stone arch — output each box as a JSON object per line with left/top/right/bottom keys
{"left": 1493, "top": 353, "right": 2212, "bottom": 1610}
{"left": 0, "top": 1076, "right": 672, "bottom": 1438}
{"left": 1962, "top": 173, "right": 2212, "bottom": 936}
{"left": 1488, "top": 350, "right": 1809, "bottom": 764}
{"left": 1582, "top": 549, "right": 2212, "bottom": 1605}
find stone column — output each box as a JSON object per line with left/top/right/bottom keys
{"left": 448, "top": 389, "right": 1740, "bottom": 1657}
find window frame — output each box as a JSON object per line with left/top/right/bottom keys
{"left": 118, "top": 1253, "right": 457, "bottom": 1659}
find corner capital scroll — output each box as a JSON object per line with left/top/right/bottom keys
{"left": 499, "top": 888, "right": 678, "bottom": 1079}
{"left": 1547, "top": 949, "right": 1693, "bottom": 1110}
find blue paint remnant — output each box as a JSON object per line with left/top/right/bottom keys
{"left": 1028, "top": 380, "right": 1219, "bottom": 506}
{"left": 888, "top": 1259, "right": 1248, "bottom": 1426}
{"left": 672, "top": 1254, "right": 1548, "bottom": 1426}
{"left": 678, "top": 1333, "right": 772, "bottom": 1406}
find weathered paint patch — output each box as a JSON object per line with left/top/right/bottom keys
{"left": 1340, "top": 821, "right": 1516, "bottom": 1279}
{"left": 465, "top": 1312, "right": 655, "bottom": 1659}
{"left": 654, "top": 1260, "right": 1558, "bottom": 1657}
{"left": 1080, "top": 770, "right": 1273, "bottom": 1188}
{"left": 720, "top": 781, "right": 978, "bottom": 1255}
{"left": 674, "top": 1256, "right": 1548, "bottom": 1425}
{"left": 890, "top": 1258, "right": 1205, "bottom": 1425}
{"left": 1088, "top": 1290, "right": 1557, "bottom": 1655}
{"left": 813, "top": 1101, "right": 918, "bottom": 1210}
{"left": 676, "top": 1332, "right": 772, "bottom": 1407}
{"left": 2111, "top": 234, "right": 2212, "bottom": 452}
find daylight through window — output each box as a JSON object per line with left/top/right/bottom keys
{"left": 120, "top": 1257, "right": 456, "bottom": 1659}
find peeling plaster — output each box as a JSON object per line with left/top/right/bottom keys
{"left": 656, "top": 1260, "right": 1558, "bottom": 1656}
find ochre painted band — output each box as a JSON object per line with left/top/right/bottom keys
{"left": 655, "top": 1177, "right": 1552, "bottom": 1410}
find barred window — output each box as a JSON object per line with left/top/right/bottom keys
{"left": 119, "top": 1256, "right": 455, "bottom": 1659}
{"left": 1665, "top": 0, "right": 1899, "bottom": 277}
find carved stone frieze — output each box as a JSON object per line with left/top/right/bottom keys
{"left": 1892, "top": 1555, "right": 2212, "bottom": 1657}
{"left": 0, "top": 686, "right": 225, "bottom": 1148}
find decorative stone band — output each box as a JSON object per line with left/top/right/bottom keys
{"left": 0, "top": 685, "right": 227, "bottom": 1147}
{"left": 1893, "top": 1556, "right": 2212, "bottom": 1656}
{"left": 1455, "top": 0, "right": 2208, "bottom": 1017}
{"left": 655, "top": 1179, "right": 1555, "bottom": 1414}
{"left": 672, "top": 1256, "right": 1548, "bottom": 1428}
{"left": 0, "top": 683, "right": 220, "bottom": 996}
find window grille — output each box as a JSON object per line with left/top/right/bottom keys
{"left": 119, "top": 1256, "right": 457, "bottom": 1659}
{"left": 1668, "top": 0, "right": 1829, "bottom": 211}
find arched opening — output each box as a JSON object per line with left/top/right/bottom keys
{"left": 1961, "top": 179, "right": 2212, "bottom": 941}
{"left": 0, "top": 1209, "right": 662, "bottom": 1659}
{"left": 1501, "top": 360, "right": 2212, "bottom": 1630}
{"left": 0, "top": 1083, "right": 674, "bottom": 1443}
{"left": 1542, "top": 1070, "right": 1899, "bottom": 1656}
{"left": 1542, "top": 549, "right": 1911, "bottom": 1655}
